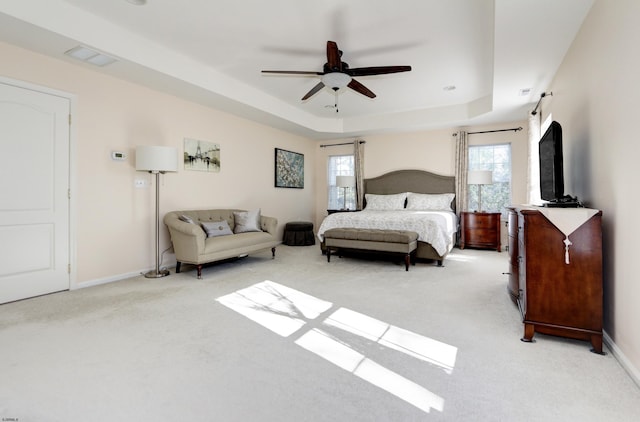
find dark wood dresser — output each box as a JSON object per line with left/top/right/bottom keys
{"left": 509, "top": 206, "right": 603, "bottom": 353}
{"left": 506, "top": 208, "right": 520, "bottom": 304}
{"left": 459, "top": 211, "right": 501, "bottom": 251}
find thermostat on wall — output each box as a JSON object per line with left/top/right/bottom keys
{"left": 111, "top": 151, "right": 127, "bottom": 161}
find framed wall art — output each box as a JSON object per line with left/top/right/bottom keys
{"left": 274, "top": 148, "right": 304, "bottom": 188}
{"left": 184, "top": 138, "right": 220, "bottom": 172}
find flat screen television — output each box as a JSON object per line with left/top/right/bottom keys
{"left": 539, "top": 121, "right": 564, "bottom": 202}
{"left": 538, "top": 121, "right": 579, "bottom": 207}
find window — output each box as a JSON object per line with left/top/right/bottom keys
{"left": 468, "top": 144, "right": 511, "bottom": 217}
{"left": 327, "top": 154, "right": 355, "bottom": 210}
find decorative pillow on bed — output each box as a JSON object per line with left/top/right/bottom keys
{"left": 233, "top": 208, "right": 262, "bottom": 233}
{"left": 364, "top": 193, "right": 407, "bottom": 210}
{"left": 201, "top": 220, "right": 233, "bottom": 238}
{"left": 406, "top": 192, "right": 455, "bottom": 211}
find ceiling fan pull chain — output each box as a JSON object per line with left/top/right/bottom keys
{"left": 335, "top": 91, "right": 339, "bottom": 113}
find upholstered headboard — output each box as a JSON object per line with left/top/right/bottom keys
{"left": 363, "top": 169, "right": 457, "bottom": 212}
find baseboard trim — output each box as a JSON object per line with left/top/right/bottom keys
{"left": 72, "top": 270, "right": 147, "bottom": 290}
{"left": 603, "top": 330, "right": 640, "bottom": 389}
{"left": 72, "top": 260, "right": 178, "bottom": 290}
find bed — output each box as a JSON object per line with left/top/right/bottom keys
{"left": 317, "top": 169, "right": 458, "bottom": 265}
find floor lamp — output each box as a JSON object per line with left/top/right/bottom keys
{"left": 136, "top": 145, "right": 178, "bottom": 278}
{"left": 467, "top": 170, "right": 493, "bottom": 212}
{"left": 336, "top": 175, "right": 355, "bottom": 210}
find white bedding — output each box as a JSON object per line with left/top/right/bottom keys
{"left": 317, "top": 210, "right": 458, "bottom": 256}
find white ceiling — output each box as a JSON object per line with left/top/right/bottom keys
{"left": 0, "top": 0, "right": 594, "bottom": 139}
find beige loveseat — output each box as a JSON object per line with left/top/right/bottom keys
{"left": 164, "top": 209, "right": 280, "bottom": 278}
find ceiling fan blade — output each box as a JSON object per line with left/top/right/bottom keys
{"left": 326, "top": 41, "right": 342, "bottom": 71}
{"left": 302, "top": 82, "right": 325, "bottom": 100}
{"left": 347, "top": 79, "right": 376, "bottom": 98}
{"left": 347, "top": 65, "right": 412, "bottom": 77}
{"left": 262, "top": 70, "right": 324, "bottom": 76}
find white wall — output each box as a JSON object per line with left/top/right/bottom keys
{"left": 542, "top": 0, "right": 640, "bottom": 382}
{"left": 0, "top": 41, "right": 316, "bottom": 284}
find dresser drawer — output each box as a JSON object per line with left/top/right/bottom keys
{"left": 463, "top": 228, "right": 497, "bottom": 244}
{"left": 464, "top": 213, "right": 500, "bottom": 228}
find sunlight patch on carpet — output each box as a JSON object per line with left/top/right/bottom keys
{"left": 216, "top": 280, "right": 457, "bottom": 414}
{"left": 296, "top": 328, "right": 445, "bottom": 413}
{"left": 324, "top": 307, "right": 457, "bottom": 374}
{"left": 215, "top": 280, "right": 332, "bottom": 337}
{"left": 444, "top": 252, "right": 479, "bottom": 262}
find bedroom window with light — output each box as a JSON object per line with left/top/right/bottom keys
{"left": 468, "top": 144, "right": 511, "bottom": 217}
{"left": 327, "top": 154, "right": 355, "bottom": 210}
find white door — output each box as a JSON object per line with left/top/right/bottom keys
{"left": 0, "top": 82, "right": 70, "bottom": 304}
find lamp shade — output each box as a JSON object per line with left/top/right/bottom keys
{"left": 136, "top": 146, "right": 178, "bottom": 173}
{"left": 467, "top": 170, "right": 493, "bottom": 185}
{"left": 336, "top": 175, "right": 356, "bottom": 188}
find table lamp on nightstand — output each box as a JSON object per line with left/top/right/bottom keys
{"left": 468, "top": 170, "right": 493, "bottom": 212}
{"left": 336, "top": 175, "right": 355, "bottom": 210}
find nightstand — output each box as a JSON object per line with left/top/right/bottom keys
{"left": 460, "top": 211, "right": 501, "bottom": 251}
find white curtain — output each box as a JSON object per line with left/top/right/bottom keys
{"left": 527, "top": 112, "right": 542, "bottom": 204}
{"left": 354, "top": 140, "right": 365, "bottom": 210}
{"left": 454, "top": 130, "right": 468, "bottom": 214}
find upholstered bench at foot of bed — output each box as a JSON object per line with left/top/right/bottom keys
{"left": 324, "top": 228, "right": 418, "bottom": 271}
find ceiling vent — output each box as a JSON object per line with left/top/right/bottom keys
{"left": 65, "top": 46, "right": 117, "bottom": 67}
{"left": 518, "top": 88, "right": 532, "bottom": 96}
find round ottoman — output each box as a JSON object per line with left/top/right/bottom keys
{"left": 283, "top": 221, "right": 315, "bottom": 246}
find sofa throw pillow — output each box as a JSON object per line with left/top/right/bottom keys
{"left": 406, "top": 192, "right": 455, "bottom": 211}
{"left": 201, "top": 220, "right": 233, "bottom": 238}
{"left": 364, "top": 193, "right": 407, "bottom": 210}
{"left": 233, "top": 209, "right": 262, "bottom": 233}
{"left": 179, "top": 214, "right": 196, "bottom": 224}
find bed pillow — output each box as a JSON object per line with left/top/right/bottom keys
{"left": 201, "top": 220, "right": 233, "bottom": 238}
{"left": 406, "top": 192, "right": 455, "bottom": 211}
{"left": 364, "top": 193, "right": 407, "bottom": 210}
{"left": 233, "top": 208, "right": 262, "bottom": 233}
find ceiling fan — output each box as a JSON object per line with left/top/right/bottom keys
{"left": 261, "top": 41, "right": 412, "bottom": 101}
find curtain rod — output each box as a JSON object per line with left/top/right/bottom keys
{"left": 468, "top": 126, "right": 522, "bottom": 135}
{"left": 319, "top": 140, "right": 366, "bottom": 148}
{"left": 453, "top": 127, "right": 522, "bottom": 136}
{"left": 531, "top": 92, "right": 553, "bottom": 116}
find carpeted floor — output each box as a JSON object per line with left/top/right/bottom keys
{"left": 1, "top": 245, "right": 639, "bottom": 421}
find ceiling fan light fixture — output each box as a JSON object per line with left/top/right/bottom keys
{"left": 321, "top": 72, "right": 351, "bottom": 89}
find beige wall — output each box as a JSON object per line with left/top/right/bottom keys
{"left": 0, "top": 41, "right": 316, "bottom": 284}
{"left": 542, "top": 0, "right": 640, "bottom": 379}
